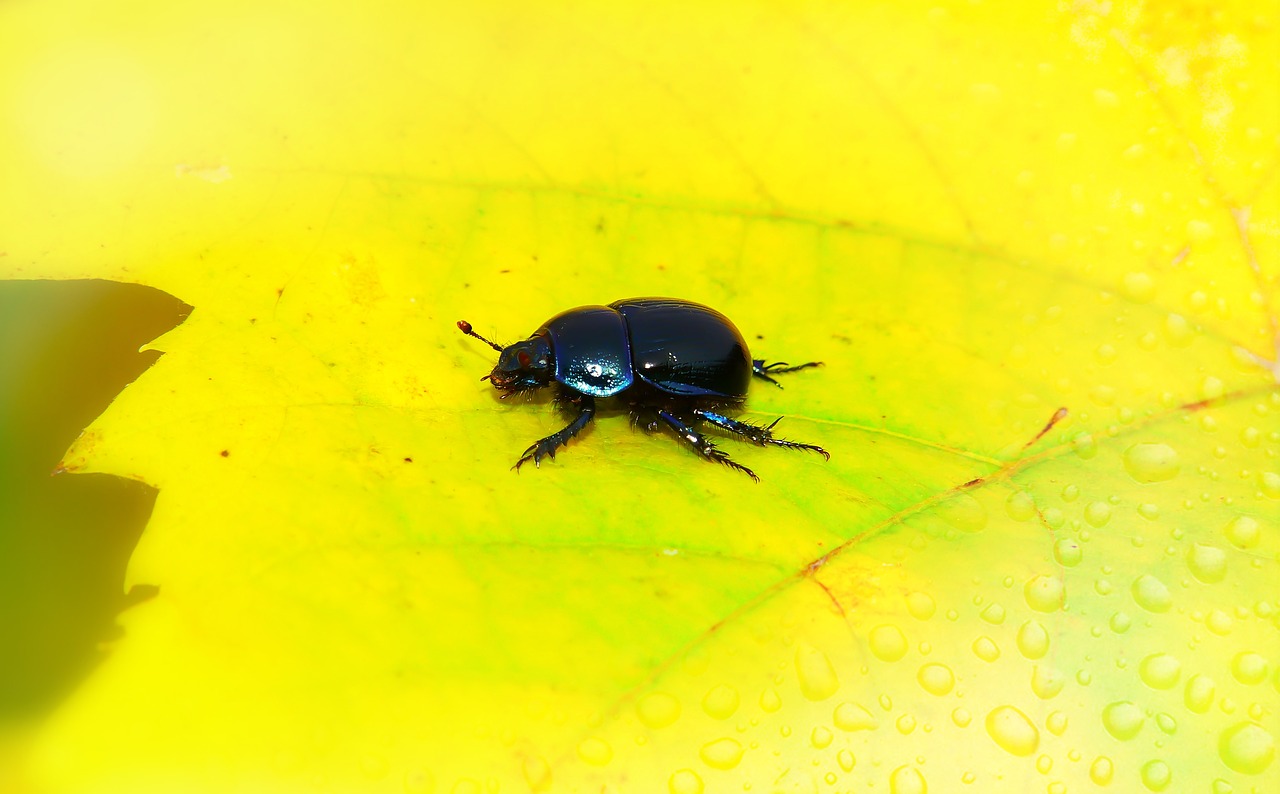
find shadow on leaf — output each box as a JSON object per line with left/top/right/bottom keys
{"left": 0, "top": 279, "right": 188, "bottom": 721}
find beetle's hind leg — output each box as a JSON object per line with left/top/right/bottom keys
{"left": 656, "top": 409, "right": 759, "bottom": 482}
{"left": 692, "top": 409, "right": 830, "bottom": 460}
{"left": 515, "top": 393, "right": 596, "bottom": 471}
{"left": 752, "top": 359, "right": 822, "bottom": 388}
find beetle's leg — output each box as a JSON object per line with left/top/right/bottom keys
{"left": 629, "top": 404, "right": 662, "bottom": 432}
{"left": 692, "top": 410, "right": 830, "bottom": 460}
{"left": 751, "top": 359, "right": 822, "bottom": 388}
{"left": 657, "top": 409, "right": 759, "bottom": 482}
{"left": 514, "top": 394, "right": 596, "bottom": 471}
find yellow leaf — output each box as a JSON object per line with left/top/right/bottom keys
{"left": 2, "top": 0, "right": 1278, "bottom": 792}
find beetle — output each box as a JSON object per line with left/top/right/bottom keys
{"left": 457, "top": 297, "right": 828, "bottom": 481}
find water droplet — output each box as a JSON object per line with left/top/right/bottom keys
{"left": 1207, "top": 609, "right": 1233, "bottom": 635}
{"left": 888, "top": 765, "right": 928, "bottom": 794}
{"left": 1138, "top": 502, "right": 1160, "bottom": 520}
{"left": 810, "top": 726, "right": 833, "bottom": 749}
{"left": 1224, "top": 515, "right": 1260, "bottom": 549}
{"left": 638, "top": 692, "right": 681, "bottom": 728}
{"left": 1025, "top": 575, "right": 1065, "bottom": 612}
{"left": 1032, "top": 666, "right": 1065, "bottom": 699}
{"left": 1102, "top": 701, "right": 1145, "bottom": 740}
{"left": 1212, "top": 778, "right": 1235, "bottom": 794}
{"left": 1073, "top": 432, "right": 1098, "bottom": 459}
{"left": 668, "top": 768, "right": 704, "bottom": 794}
{"left": 952, "top": 707, "right": 972, "bottom": 727}
{"left": 980, "top": 603, "right": 1006, "bottom": 624}
{"left": 1085, "top": 501, "right": 1113, "bottom": 527}
{"left": 1017, "top": 620, "right": 1051, "bottom": 659}
{"left": 1201, "top": 375, "right": 1225, "bottom": 400}
{"left": 870, "top": 625, "right": 909, "bottom": 662}
{"left": 1131, "top": 574, "right": 1172, "bottom": 612}
{"left": 1185, "top": 543, "right": 1227, "bottom": 583}
{"left": 896, "top": 713, "right": 917, "bottom": 734}
{"left": 577, "top": 737, "right": 612, "bottom": 766}
{"left": 1036, "top": 754, "right": 1053, "bottom": 773}
{"left": 1124, "top": 443, "right": 1180, "bottom": 483}
{"left": 917, "top": 663, "right": 955, "bottom": 696}
{"left": 1006, "top": 490, "right": 1037, "bottom": 522}
{"left": 403, "top": 767, "right": 435, "bottom": 794}
{"left": 1139, "top": 654, "right": 1182, "bottom": 689}
{"left": 1124, "top": 271, "right": 1155, "bottom": 301}
{"left": 1260, "top": 471, "right": 1280, "bottom": 499}
{"left": 1156, "top": 712, "right": 1177, "bottom": 734}
{"left": 1111, "top": 611, "right": 1132, "bottom": 633}
{"left": 906, "top": 591, "right": 937, "bottom": 620}
{"left": 838, "top": 749, "right": 856, "bottom": 771}
{"left": 986, "top": 705, "right": 1039, "bottom": 756}
{"left": 833, "top": 702, "right": 878, "bottom": 731}
{"left": 1185, "top": 674, "right": 1216, "bottom": 713}
{"left": 1141, "top": 759, "right": 1172, "bottom": 791}
{"left": 1218, "top": 721, "right": 1275, "bottom": 774}
{"left": 1053, "top": 538, "right": 1083, "bottom": 567}
{"left": 795, "top": 644, "right": 840, "bottom": 700}
{"left": 1090, "top": 756, "right": 1114, "bottom": 785}
{"left": 1241, "top": 425, "right": 1262, "bottom": 447}
{"left": 1046, "top": 710, "right": 1068, "bottom": 736}
{"left": 522, "top": 756, "right": 552, "bottom": 792}
{"left": 939, "top": 492, "right": 988, "bottom": 532}
{"left": 701, "top": 684, "right": 739, "bottom": 720}
{"left": 1164, "top": 313, "right": 1193, "bottom": 345}
{"left": 699, "top": 737, "right": 743, "bottom": 770}
{"left": 1231, "top": 652, "right": 1269, "bottom": 685}
{"left": 972, "top": 636, "right": 1000, "bottom": 662}
{"left": 759, "top": 688, "right": 781, "bottom": 713}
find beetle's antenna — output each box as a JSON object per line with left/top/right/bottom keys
{"left": 457, "top": 320, "right": 503, "bottom": 352}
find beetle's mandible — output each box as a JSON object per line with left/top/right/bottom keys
{"left": 457, "top": 297, "right": 828, "bottom": 481}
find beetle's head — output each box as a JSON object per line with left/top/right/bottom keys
{"left": 457, "top": 321, "right": 553, "bottom": 394}
{"left": 487, "top": 336, "right": 553, "bottom": 393}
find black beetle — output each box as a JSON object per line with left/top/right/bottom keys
{"left": 457, "top": 297, "right": 828, "bottom": 481}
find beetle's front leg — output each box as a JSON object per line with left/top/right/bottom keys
{"left": 515, "top": 394, "right": 596, "bottom": 470}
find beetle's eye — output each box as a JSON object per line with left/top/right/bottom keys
{"left": 517, "top": 350, "right": 531, "bottom": 368}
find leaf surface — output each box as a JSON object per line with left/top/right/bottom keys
{"left": 2, "top": 0, "right": 1278, "bottom": 791}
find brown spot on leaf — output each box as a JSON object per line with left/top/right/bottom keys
{"left": 1024, "top": 406, "right": 1068, "bottom": 449}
